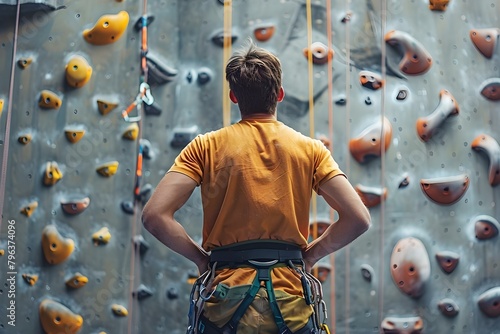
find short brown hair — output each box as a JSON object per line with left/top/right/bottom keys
{"left": 225, "top": 41, "right": 282, "bottom": 115}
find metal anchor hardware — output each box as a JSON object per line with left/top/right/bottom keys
{"left": 122, "top": 82, "right": 154, "bottom": 122}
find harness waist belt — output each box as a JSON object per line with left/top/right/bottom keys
{"left": 209, "top": 240, "right": 303, "bottom": 264}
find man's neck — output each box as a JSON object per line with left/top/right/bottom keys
{"left": 241, "top": 113, "right": 277, "bottom": 121}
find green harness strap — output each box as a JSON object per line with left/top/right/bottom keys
{"left": 222, "top": 266, "right": 291, "bottom": 333}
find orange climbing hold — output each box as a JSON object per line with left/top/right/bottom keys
{"left": 66, "top": 273, "right": 89, "bottom": 289}
{"left": 303, "top": 42, "right": 334, "bottom": 65}
{"left": 381, "top": 316, "right": 424, "bottom": 333}
{"left": 254, "top": 25, "right": 275, "bottom": 42}
{"left": 385, "top": 30, "right": 432, "bottom": 75}
{"left": 42, "top": 225, "right": 75, "bottom": 265}
{"left": 83, "top": 11, "right": 130, "bottom": 45}
{"left": 39, "top": 90, "right": 62, "bottom": 110}
{"left": 471, "top": 134, "right": 500, "bottom": 186}
{"left": 65, "top": 55, "right": 93, "bottom": 88}
{"left": 61, "top": 197, "right": 90, "bottom": 215}
{"left": 312, "top": 263, "right": 331, "bottom": 283}
{"left": 355, "top": 184, "right": 388, "bottom": 208}
{"left": 20, "top": 201, "right": 38, "bottom": 217}
{"left": 65, "top": 128, "right": 86, "bottom": 143}
{"left": 420, "top": 174, "right": 469, "bottom": 205}
{"left": 359, "top": 71, "right": 384, "bottom": 90}
{"left": 22, "top": 273, "right": 39, "bottom": 286}
{"left": 470, "top": 28, "right": 499, "bottom": 59}
{"left": 390, "top": 237, "right": 430, "bottom": 299}
{"left": 18, "top": 133, "right": 32, "bottom": 145}
{"left": 97, "top": 99, "right": 119, "bottom": 115}
{"left": 416, "top": 89, "right": 459, "bottom": 142}
{"left": 429, "top": 0, "right": 450, "bottom": 11}
{"left": 39, "top": 299, "right": 83, "bottom": 334}
{"left": 17, "top": 57, "right": 33, "bottom": 69}
{"left": 349, "top": 117, "right": 392, "bottom": 163}
{"left": 479, "top": 78, "right": 500, "bottom": 101}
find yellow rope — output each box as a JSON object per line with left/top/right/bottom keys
{"left": 222, "top": 0, "right": 232, "bottom": 127}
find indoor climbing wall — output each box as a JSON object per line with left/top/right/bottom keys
{"left": 0, "top": 0, "right": 499, "bottom": 333}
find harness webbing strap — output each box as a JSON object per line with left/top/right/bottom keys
{"left": 223, "top": 273, "right": 261, "bottom": 331}
{"left": 264, "top": 276, "right": 290, "bottom": 333}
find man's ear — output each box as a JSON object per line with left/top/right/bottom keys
{"left": 277, "top": 87, "right": 285, "bottom": 102}
{"left": 229, "top": 90, "right": 238, "bottom": 104}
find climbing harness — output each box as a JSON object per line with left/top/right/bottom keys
{"left": 186, "top": 241, "right": 331, "bottom": 334}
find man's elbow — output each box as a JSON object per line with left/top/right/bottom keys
{"left": 141, "top": 206, "right": 156, "bottom": 233}
{"left": 357, "top": 207, "right": 372, "bottom": 234}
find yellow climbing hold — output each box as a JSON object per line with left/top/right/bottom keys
{"left": 20, "top": 201, "right": 38, "bottom": 217}
{"left": 83, "top": 11, "right": 130, "bottom": 45}
{"left": 43, "top": 161, "right": 63, "bottom": 186}
{"left": 111, "top": 304, "right": 128, "bottom": 317}
{"left": 97, "top": 99, "right": 119, "bottom": 115}
{"left": 0, "top": 249, "right": 4, "bottom": 256}
{"left": 66, "top": 273, "right": 89, "bottom": 289}
{"left": 96, "top": 161, "right": 119, "bottom": 177}
{"left": 92, "top": 226, "right": 111, "bottom": 245}
{"left": 42, "top": 225, "right": 75, "bottom": 265}
{"left": 39, "top": 90, "right": 62, "bottom": 110}
{"left": 65, "top": 55, "right": 93, "bottom": 88}
{"left": 39, "top": 299, "right": 83, "bottom": 334}
{"left": 22, "top": 273, "right": 39, "bottom": 286}
{"left": 18, "top": 133, "right": 32, "bottom": 145}
{"left": 0, "top": 99, "right": 4, "bottom": 118}
{"left": 65, "top": 128, "right": 85, "bottom": 143}
{"left": 122, "top": 122, "right": 139, "bottom": 140}
{"left": 18, "top": 57, "right": 33, "bottom": 69}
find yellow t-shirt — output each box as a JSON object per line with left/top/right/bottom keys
{"left": 169, "top": 118, "right": 344, "bottom": 331}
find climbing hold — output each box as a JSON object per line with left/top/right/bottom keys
{"left": 20, "top": 201, "right": 38, "bottom": 217}
{"left": 39, "top": 299, "right": 83, "bottom": 334}
{"left": 43, "top": 161, "right": 63, "bottom": 186}
{"left": 64, "top": 128, "right": 85, "bottom": 143}
{"left": 341, "top": 11, "right": 353, "bottom": 23}
{"left": 334, "top": 95, "right": 346, "bottom": 105}
{"left": 471, "top": 134, "right": 500, "bottom": 186}
{"left": 167, "top": 287, "right": 179, "bottom": 300}
{"left": 438, "top": 298, "right": 460, "bottom": 317}
{"left": 39, "top": 90, "right": 62, "bottom": 110}
{"left": 470, "top": 28, "right": 499, "bottom": 59}
{"left": 479, "top": 78, "right": 500, "bottom": 101}
{"left": 144, "top": 100, "right": 162, "bottom": 116}
{"left": 359, "top": 71, "right": 384, "bottom": 90}
{"left": 65, "top": 55, "right": 92, "bottom": 88}
{"left": 211, "top": 30, "right": 238, "bottom": 47}
{"left": 420, "top": 174, "right": 469, "bottom": 205}
{"left": 309, "top": 220, "right": 331, "bottom": 238}
{"left": 141, "top": 139, "right": 153, "bottom": 159}
{"left": 111, "top": 304, "right": 128, "bottom": 317}
{"left": 83, "top": 11, "right": 130, "bottom": 45}
{"left": 22, "top": 273, "right": 39, "bottom": 286}
{"left": 17, "top": 57, "right": 33, "bottom": 69}
{"left": 416, "top": 89, "right": 459, "bottom": 142}
{"left": 42, "top": 225, "right": 74, "bottom": 265}
{"left": 133, "top": 15, "right": 154, "bottom": 31}
{"left": 381, "top": 316, "right": 424, "bottom": 333}
{"left": 429, "top": 0, "right": 450, "bottom": 11}
{"left": 97, "top": 99, "right": 119, "bottom": 115}
{"left": 360, "top": 264, "right": 374, "bottom": 282}
{"left": 197, "top": 67, "right": 212, "bottom": 85}
{"left": 0, "top": 249, "right": 4, "bottom": 256}
{"left": 121, "top": 201, "right": 134, "bottom": 215}
{"left": 0, "top": 99, "right": 3, "bottom": 118}
{"left": 133, "top": 284, "right": 153, "bottom": 300}
{"left": 96, "top": 161, "right": 119, "bottom": 177}
{"left": 398, "top": 174, "right": 410, "bottom": 188}
{"left": 396, "top": 88, "right": 408, "bottom": 101}
{"left": 122, "top": 122, "right": 139, "bottom": 140}
{"left": 364, "top": 97, "right": 372, "bottom": 105}
{"left": 136, "top": 183, "right": 153, "bottom": 204}
{"left": 349, "top": 117, "right": 392, "bottom": 163}
{"left": 474, "top": 215, "right": 499, "bottom": 240}
{"left": 171, "top": 126, "right": 198, "bottom": 148}
{"left": 254, "top": 25, "right": 275, "bottom": 42}
{"left": 133, "top": 235, "right": 150, "bottom": 255}
{"left": 146, "top": 53, "right": 178, "bottom": 85}
{"left": 435, "top": 251, "right": 460, "bottom": 273}
{"left": 390, "top": 237, "right": 430, "bottom": 298}
{"left": 18, "top": 133, "right": 32, "bottom": 145}
{"left": 92, "top": 227, "right": 111, "bottom": 245}
{"left": 355, "top": 184, "right": 388, "bottom": 208}
{"left": 312, "top": 263, "right": 331, "bottom": 283}
{"left": 478, "top": 286, "right": 500, "bottom": 317}
{"left": 303, "top": 42, "right": 334, "bottom": 65}
{"left": 61, "top": 197, "right": 90, "bottom": 215}
{"left": 385, "top": 30, "right": 432, "bottom": 75}
{"left": 66, "top": 272, "right": 89, "bottom": 289}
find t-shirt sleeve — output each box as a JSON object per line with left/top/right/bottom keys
{"left": 312, "top": 140, "right": 346, "bottom": 192}
{"left": 168, "top": 135, "right": 205, "bottom": 185}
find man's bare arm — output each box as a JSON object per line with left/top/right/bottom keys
{"left": 303, "top": 175, "right": 371, "bottom": 269}
{"left": 142, "top": 172, "right": 210, "bottom": 274}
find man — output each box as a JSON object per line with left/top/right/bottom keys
{"left": 142, "top": 41, "right": 371, "bottom": 334}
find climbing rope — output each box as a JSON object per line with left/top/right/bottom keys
{"left": 0, "top": 0, "right": 21, "bottom": 228}
{"left": 222, "top": 0, "right": 233, "bottom": 127}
